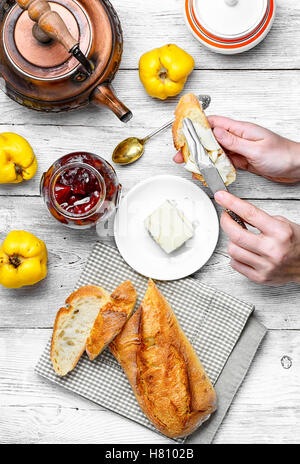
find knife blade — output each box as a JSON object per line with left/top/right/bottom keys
{"left": 182, "top": 118, "right": 247, "bottom": 229}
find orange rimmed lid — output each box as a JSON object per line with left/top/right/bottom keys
{"left": 185, "top": 0, "right": 275, "bottom": 50}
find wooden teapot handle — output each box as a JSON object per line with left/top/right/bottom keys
{"left": 17, "top": 0, "right": 78, "bottom": 51}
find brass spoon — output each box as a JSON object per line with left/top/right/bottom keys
{"left": 112, "top": 94, "right": 211, "bottom": 165}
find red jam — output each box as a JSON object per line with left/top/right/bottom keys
{"left": 40, "top": 152, "right": 121, "bottom": 229}
{"left": 54, "top": 167, "right": 103, "bottom": 216}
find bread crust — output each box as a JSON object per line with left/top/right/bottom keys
{"left": 51, "top": 285, "right": 110, "bottom": 376}
{"left": 172, "top": 93, "right": 236, "bottom": 186}
{"left": 86, "top": 281, "right": 137, "bottom": 361}
{"left": 65, "top": 285, "right": 108, "bottom": 306}
{"left": 110, "top": 279, "right": 217, "bottom": 438}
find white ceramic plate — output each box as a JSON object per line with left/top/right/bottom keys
{"left": 114, "top": 175, "right": 219, "bottom": 281}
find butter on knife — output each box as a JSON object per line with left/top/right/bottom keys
{"left": 144, "top": 200, "right": 194, "bottom": 254}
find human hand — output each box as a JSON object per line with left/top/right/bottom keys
{"left": 174, "top": 116, "right": 300, "bottom": 183}
{"left": 214, "top": 190, "right": 300, "bottom": 286}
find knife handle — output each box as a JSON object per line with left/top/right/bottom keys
{"left": 226, "top": 209, "right": 248, "bottom": 229}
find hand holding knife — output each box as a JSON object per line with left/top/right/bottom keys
{"left": 182, "top": 118, "right": 247, "bottom": 229}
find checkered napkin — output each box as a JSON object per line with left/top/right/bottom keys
{"left": 35, "top": 242, "right": 254, "bottom": 443}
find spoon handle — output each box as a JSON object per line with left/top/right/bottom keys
{"left": 141, "top": 94, "right": 211, "bottom": 143}
{"left": 142, "top": 119, "right": 174, "bottom": 143}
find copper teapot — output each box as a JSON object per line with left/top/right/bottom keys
{"left": 0, "top": 0, "right": 132, "bottom": 122}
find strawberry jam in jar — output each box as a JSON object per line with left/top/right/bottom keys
{"left": 40, "top": 152, "right": 121, "bottom": 229}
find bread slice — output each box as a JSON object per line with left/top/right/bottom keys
{"left": 51, "top": 285, "right": 110, "bottom": 376}
{"left": 172, "top": 93, "right": 236, "bottom": 186}
{"left": 86, "top": 281, "right": 137, "bottom": 361}
{"left": 110, "top": 279, "right": 217, "bottom": 438}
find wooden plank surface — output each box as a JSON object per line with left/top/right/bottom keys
{"left": 1, "top": 0, "right": 300, "bottom": 445}
{"left": 0, "top": 197, "right": 299, "bottom": 330}
{"left": 1, "top": 70, "right": 299, "bottom": 132}
{"left": 115, "top": 0, "right": 300, "bottom": 70}
{"left": 0, "top": 328, "right": 299, "bottom": 444}
{"left": 0, "top": 70, "right": 300, "bottom": 200}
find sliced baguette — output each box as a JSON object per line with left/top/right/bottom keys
{"left": 172, "top": 93, "right": 236, "bottom": 186}
{"left": 51, "top": 285, "right": 110, "bottom": 376}
{"left": 86, "top": 281, "right": 137, "bottom": 361}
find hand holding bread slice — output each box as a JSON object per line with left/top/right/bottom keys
{"left": 173, "top": 93, "right": 236, "bottom": 186}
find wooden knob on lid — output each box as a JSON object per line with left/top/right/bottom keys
{"left": 18, "top": 0, "right": 51, "bottom": 19}
{"left": 17, "top": 0, "right": 78, "bottom": 51}
{"left": 32, "top": 23, "right": 52, "bottom": 43}
{"left": 16, "top": 0, "right": 93, "bottom": 74}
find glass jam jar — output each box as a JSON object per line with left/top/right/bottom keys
{"left": 40, "top": 152, "right": 121, "bottom": 229}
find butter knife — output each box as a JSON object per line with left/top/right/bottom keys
{"left": 182, "top": 118, "right": 247, "bottom": 229}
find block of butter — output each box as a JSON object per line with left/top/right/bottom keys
{"left": 144, "top": 200, "right": 194, "bottom": 254}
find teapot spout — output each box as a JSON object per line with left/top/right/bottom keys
{"left": 92, "top": 83, "right": 132, "bottom": 123}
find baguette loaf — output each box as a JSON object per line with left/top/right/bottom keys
{"left": 173, "top": 93, "right": 236, "bottom": 186}
{"left": 51, "top": 285, "right": 110, "bottom": 376}
{"left": 86, "top": 281, "right": 137, "bottom": 361}
{"left": 110, "top": 279, "right": 217, "bottom": 438}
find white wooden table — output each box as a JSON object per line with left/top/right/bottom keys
{"left": 1, "top": 0, "right": 300, "bottom": 444}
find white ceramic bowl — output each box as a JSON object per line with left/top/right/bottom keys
{"left": 184, "top": 0, "right": 276, "bottom": 55}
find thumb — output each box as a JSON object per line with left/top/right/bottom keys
{"left": 173, "top": 150, "right": 184, "bottom": 164}
{"left": 213, "top": 127, "right": 256, "bottom": 158}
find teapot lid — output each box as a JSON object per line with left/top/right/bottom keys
{"left": 3, "top": 0, "right": 93, "bottom": 80}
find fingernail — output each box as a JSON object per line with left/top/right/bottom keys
{"left": 173, "top": 151, "right": 183, "bottom": 164}
{"left": 214, "top": 191, "right": 226, "bottom": 202}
